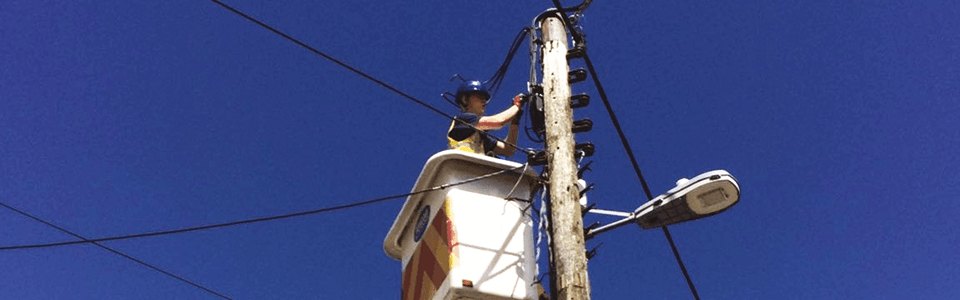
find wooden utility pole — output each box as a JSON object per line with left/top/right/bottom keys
{"left": 541, "top": 15, "right": 591, "bottom": 300}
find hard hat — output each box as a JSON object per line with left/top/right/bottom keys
{"left": 455, "top": 80, "right": 490, "bottom": 106}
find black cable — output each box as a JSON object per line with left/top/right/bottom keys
{"left": 206, "top": 0, "right": 535, "bottom": 156}
{"left": 662, "top": 225, "right": 701, "bottom": 299}
{"left": 546, "top": 1, "right": 701, "bottom": 299}
{"left": 206, "top": 0, "right": 448, "bottom": 120}
{"left": 486, "top": 28, "right": 530, "bottom": 98}
{"left": 2, "top": 0, "right": 542, "bottom": 246}
{"left": 0, "top": 164, "right": 528, "bottom": 251}
{"left": 524, "top": 117, "right": 545, "bottom": 143}
{"left": 0, "top": 2, "right": 538, "bottom": 297}
{"left": 546, "top": 0, "right": 653, "bottom": 200}
{"left": 0, "top": 202, "right": 232, "bottom": 300}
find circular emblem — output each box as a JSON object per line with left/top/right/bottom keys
{"left": 413, "top": 205, "right": 431, "bottom": 243}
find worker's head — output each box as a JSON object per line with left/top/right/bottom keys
{"left": 456, "top": 80, "right": 490, "bottom": 113}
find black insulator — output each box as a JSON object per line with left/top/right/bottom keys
{"left": 575, "top": 142, "right": 595, "bottom": 158}
{"left": 566, "top": 45, "right": 586, "bottom": 60}
{"left": 568, "top": 68, "right": 587, "bottom": 83}
{"left": 572, "top": 119, "right": 593, "bottom": 133}
{"left": 570, "top": 93, "right": 590, "bottom": 108}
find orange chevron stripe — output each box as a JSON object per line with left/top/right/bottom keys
{"left": 400, "top": 199, "right": 460, "bottom": 300}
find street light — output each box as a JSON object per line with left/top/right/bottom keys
{"left": 634, "top": 170, "right": 740, "bottom": 229}
{"left": 583, "top": 170, "right": 741, "bottom": 238}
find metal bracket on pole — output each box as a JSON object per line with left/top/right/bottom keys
{"left": 582, "top": 200, "right": 658, "bottom": 239}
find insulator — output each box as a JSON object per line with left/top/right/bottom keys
{"left": 568, "top": 69, "right": 587, "bottom": 83}
{"left": 575, "top": 142, "right": 595, "bottom": 158}
{"left": 566, "top": 45, "right": 586, "bottom": 60}
{"left": 572, "top": 119, "right": 593, "bottom": 133}
{"left": 570, "top": 93, "right": 590, "bottom": 108}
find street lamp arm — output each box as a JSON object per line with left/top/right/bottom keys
{"left": 584, "top": 197, "right": 662, "bottom": 238}
{"left": 586, "top": 208, "right": 633, "bottom": 218}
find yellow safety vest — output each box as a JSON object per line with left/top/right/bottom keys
{"left": 447, "top": 120, "right": 485, "bottom": 155}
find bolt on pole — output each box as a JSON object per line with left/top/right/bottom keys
{"left": 541, "top": 14, "right": 591, "bottom": 300}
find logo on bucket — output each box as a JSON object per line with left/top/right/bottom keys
{"left": 413, "top": 205, "right": 430, "bottom": 242}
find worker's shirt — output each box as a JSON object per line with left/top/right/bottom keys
{"left": 447, "top": 113, "right": 496, "bottom": 155}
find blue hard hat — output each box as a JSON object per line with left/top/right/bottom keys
{"left": 455, "top": 80, "right": 490, "bottom": 106}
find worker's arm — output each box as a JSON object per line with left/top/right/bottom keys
{"left": 477, "top": 105, "right": 519, "bottom": 130}
{"left": 493, "top": 118, "right": 521, "bottom": 156}
{"left": 477, "top": 94, "right": 526, "bottom": 130}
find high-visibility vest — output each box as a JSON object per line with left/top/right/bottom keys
{"left": 447, "top": 120, "right": 485, "bottom": 155}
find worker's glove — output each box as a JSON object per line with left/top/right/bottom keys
{"left": 513, "top": 93, "right": 528, "bottom": 108}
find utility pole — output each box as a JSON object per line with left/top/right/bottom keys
{"left": 541, "top": 15, "right": 591, "bottom": 300}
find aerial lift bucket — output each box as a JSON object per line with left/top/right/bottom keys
{"left": 384, "top": 150, "right": 540, "bottom": 300}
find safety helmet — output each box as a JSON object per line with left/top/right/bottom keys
{"left": 455, "top": 80, "right": 490, "bottom": 107}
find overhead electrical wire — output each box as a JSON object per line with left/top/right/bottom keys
{"left": 2, "top": 1, "right": 697, "bottom": 298}
{"left": 0, "top": 164, "right": 529, "bottom": 251}
{"left": 0, "top": 2, "right": 535, "bottom": 298}
{"left": 1, "top": 4, "right": 542, "bottom": 299}
{"left": 485, "top": 27, "right": 531, "bottom": 99}
{"left": 546, "top": 1, "right": 702, "bottom": 299}
{"left": 0, "top": 202, "right": 232, "bottom": 300}
{"left": 546, "top": 0, "right": 653, "bottom": 201}
{"left": 206, "top": 0, "right": 446, "bottom": 119}
{"left": 206, "top": 0, "right": 535, "bottom": 156}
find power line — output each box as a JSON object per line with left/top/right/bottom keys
{"left": 205, "top": 0, "right": 535, "bottom": 156}
{"left": 206, "top": 0, "right": 447, "bottom": 119}
{"left": 662, "top": 225, "right": 700, "bottom": 300}
{"left": 0, "top": 202, "right": 232, "bottom": 300}
{"left": 547, "top": 1, "right": 653, "bottom": 202}
{"left": 486, "top": 27, "right": 531, "bottom": 99}
{"left": 1, "top": 3, "right": 540, "bottom": 297}
{"left": 0, "top": 164, "right": 529, "bottom": 251}
{"left": 547, "top": 1, "right": 702, "bottom": 299}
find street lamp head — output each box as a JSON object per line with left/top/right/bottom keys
{"left": 635, "top": 170, "right": 740, "bottom": 229}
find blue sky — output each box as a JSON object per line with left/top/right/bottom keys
{"left": 2, "top": 0, "right": 959, "bottom": 299}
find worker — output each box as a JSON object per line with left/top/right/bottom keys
{"left": 447, "top": 80, "right": 525, "bottom": 157}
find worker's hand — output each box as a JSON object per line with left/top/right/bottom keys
{"left": 513, "top": 93, "right": 528, "bottom": 108}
